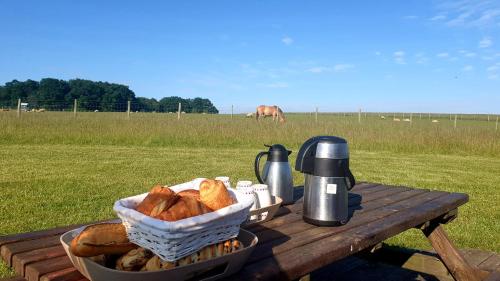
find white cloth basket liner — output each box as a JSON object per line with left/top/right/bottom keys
{"left": 113, "top": 180, "right": 254, "bottom": 262}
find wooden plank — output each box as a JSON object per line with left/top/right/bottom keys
{"left": 248, "top": 190, "right": 442, "bottom": 264}
{"left": 247, "top": 185, "right": 416, "bottom": 234}
{"left": 0, "top": 277, "right": 28, "bottom": 281}
{"left": 1, "top": 236, "right": 61, "bottom": 267}
{"left": 39, "top": 267, "right": 86, "bottom": 281}
{"left": 12, "top": 246, "right": 66, "bottom": 276}
{"left": 460, "top": 249, "right": 495, "bottom": 268}
{"left": 308, "top": 256, "right": 368, "bottom": 280}
{"left": 423, "top": 224, "right": 488, "bottom": 281}
{"left": 0, "top": 225, "right": 81, "bottom": 248}
{"left": 350, "top": 182, "right": 379, "bottom": 192}
{"left": 484, "top": 271, "right": 500, "bottom": 281}
{"left": 275, "top": 183, "right": 390, "bottom": 217}
{"left": 479, "top": 253, "right": 500, "bottom": 272}
{"left": 0, "top": 220, "right": 112, "bottom": 248}
{"left": 253, "top": 188, "right": 429, "bottom": 246}
{"left": 235, "top": 192, "right": 468, "bottom": 280}
{"left": 24, "top": 256, "right": 73, "bottom": 281}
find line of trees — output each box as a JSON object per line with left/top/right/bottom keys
{"left": 0, "top": 78, "right": 219, "bottom": 113}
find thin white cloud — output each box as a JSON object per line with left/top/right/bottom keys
{"left": 259, "top": 82, "right": 289, "bottom": 88}
{"left": 487, "top": 65, "right": 499, "bottom": 72}
{"left": 393, "top": 51, "right": 406, "bottom": 64}
{"left": 488, "top": 74, "right": 498, "bottom": 80}
{"left": 403, "top": 15, "right": 418, "bottom": 20}
{"left": 333, "top": 64, "right": 355, "bottom": 72}
{"left": 437, "top": 52, "right": 449, "bottom": 58}
{"left": 307, "top": 67, "right": 330, "bottom": 73}
{"left": 375, "top": 51, "right": 381, "bottom": 56}
{"left": 435, "top": 0, "right": 500, "bottom": 28}
{"left": 462, "top": 65, "right": 474, "bottom": 71}
{"left": 415, "top": 53, "right": 429, "bottom": 64}
{"left": 282, "top": 36, "right": 293, "bottom": 45}
{"left": 479, "top": 37, "right": 492, "bottom": 48}
{"left": 429, "top": 14, "right": 447, "bottom": 21}
{"left": 465, "top": 52, "right": 477, "bottom": 57}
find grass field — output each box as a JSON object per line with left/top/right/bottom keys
{"left": 0, "top": 111, "right": 499, "bottom": 277}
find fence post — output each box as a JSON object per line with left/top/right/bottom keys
{"left": 231, "top": 105, "right": 234, "bottom": 120}
{"left": 358, "top": 108, "right": 361, "bottom": 123}
{"left": 487, "top": 115, "right": 490, "bottom": 122}
{"left": 127, "top": 100, "right": 131, "bottom": 119}
{"left": 315, "top": 107, "right": 318, "bottom": 123}
{"left": 420, "top": 113, "right": 422, "bottom": 119}
{"left": 496, "top": 116, "right": 498, "bottom": 131}
{"left": 454, "top": 114, "right": 457, "bottom": 129}
{"left": 428, "top": 113, "right": 431, "bottom": 120}
{"left": 17, "top": 98, "right": 21, "bottom": 118}
{"left": 177, "top": 103, "right": 181, "bottom": 120}
{"left": 73, "top": 99, "right": 77, "bottom": 118}
{"left": 410, "top": 112, "right": 413, "bottom": 125}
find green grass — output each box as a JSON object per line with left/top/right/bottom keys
{"left": 0, "top": 111, "right": 499, "bottom": 277}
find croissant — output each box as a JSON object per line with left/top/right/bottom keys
{"left": 199, "top": 179, "right": 235, "bottom": 211}
{"left": 177, "top": 189, "right": 200, "bottom": 200}
{"left": 136, "top": 185, "right": 178, "bottom": 216}
{"left": 155, "top": 196, "right": 211, "bottom": 221}
{"left": 116, "top": 248, "right": 154, "bottom": 271}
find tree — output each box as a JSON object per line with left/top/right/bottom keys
{"left": 38, "top": 78, "right": 70, "bottom": 110}
{"left": 136, "top": 97, "right": 159, "bottom": 112}
{"left": 0, "top": 78, "right": 218, "bottom": 113}
{"left": 159, "top": 96, "right": 186, "bottom": 113}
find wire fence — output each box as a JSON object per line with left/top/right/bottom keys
{"left": 1, "top": 99, "right": 498, "bottom": 131}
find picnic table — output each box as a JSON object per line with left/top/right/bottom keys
{"left": 0, "top": 182, "right": 492, "bottom": 281}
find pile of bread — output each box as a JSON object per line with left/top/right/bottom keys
{"left": 70, "top": 179, "right": 242, "bottom": 271}
{"left": 136, "top": 179, "right": 235, "bottom": 220}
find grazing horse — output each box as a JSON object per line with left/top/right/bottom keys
{"left": 256, "top": 105, "right": 285, "bottom": 123}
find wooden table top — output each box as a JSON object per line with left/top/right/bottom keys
{"left": 0, "top": 182, "right": 469, "bottom": 281}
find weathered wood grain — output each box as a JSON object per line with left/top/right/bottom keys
{"left": 234, "top": 192, "right": 467, "bottom": 280}
{"left": 24, "top": 256, "right": 73, "bottom": 281}
{"left": 479, "top": 253, "right": 500, "bottom": 272}
{"left": 253, "top": 188, "right": 429, "bottom": 246}
{"left": 247, "top": 184, "right": 414, "bottom": 234}
{"left": 12, "top": 246, "right": 66, "bottom": 276}
{"left": 1, "top": 236, "right": 61, "bottom": 267}
{"left": 423, "top": 224, "right": 489, "bottom": 281}
{"left": 248, "top": 190, "right": 442, "bottom": 264}
{"left": 39, "top": 267, "right": 86, "bottom": 281}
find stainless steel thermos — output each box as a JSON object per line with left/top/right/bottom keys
{"left": 295, "top": 136, "right": 355, "bottom": 226}
{"left": 254, "top": 144, "right": 294, "bottom": 205}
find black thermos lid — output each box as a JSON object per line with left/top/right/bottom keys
{"left": 266, "top": 144, "right": 292, "bottom": 162}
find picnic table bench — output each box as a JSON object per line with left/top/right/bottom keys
{"left": 0, "top": 182, "right": 495, "bottom": 281}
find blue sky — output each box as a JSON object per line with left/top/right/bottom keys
{"left": 1, "top": 1, "right": 499, "bottom": 113}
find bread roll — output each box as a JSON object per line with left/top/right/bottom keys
{"left": 155, "top": 196, "right": 211, "bottom": 221}
{"left": 199, "top": 179, "right": 235, "bottom": 211}
{"left": 130, "top": 239, "right": 243, "bottom": 272}
{"left": 136, "top": 185, "right": 178, "bottom": 216}
{"left": 70, "top": 223, "right": 136, "bottom": 257}
{"left": 177, "top": 189, "right": 200, "bottom": 199}
{"left": 116, "top": 248, "right": 153, "bottom": 271}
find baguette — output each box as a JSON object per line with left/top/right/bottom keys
{"left": 70, "top": 223, "right": 136, "bottom": 257}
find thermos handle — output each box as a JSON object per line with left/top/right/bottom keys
{"left": 345, "top": 168, "right": 356, "bottom": 191}
{"left": 254, "top": 151, "right": 268, "bottom": 184}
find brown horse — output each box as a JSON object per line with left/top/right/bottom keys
{"left": 256, "top": 105, "right": 285, "bottom": 123}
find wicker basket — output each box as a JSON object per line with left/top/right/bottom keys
{"left": 113, "top": 180, "right": 254, "bottom": 262}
